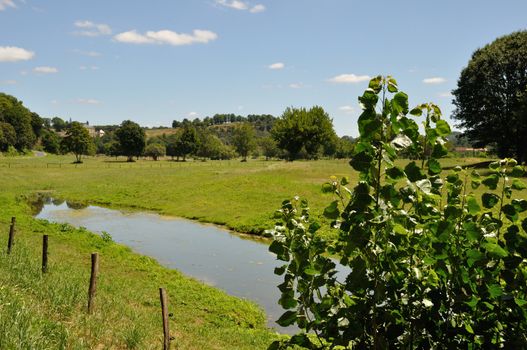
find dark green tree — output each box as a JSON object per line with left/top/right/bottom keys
{"left": 231, "top": 123, "right": 256, "bottom": 161}
{"left": 115, "top": 120, "right": 146, "bottom": 162}
{"left": 452, "top": 30, "right": 527, "bottom": 162}
{"left": 0, "top": 93, "right": 36, "bottom": 150}
{"left": 51, "top": 117, "right": 67, "bottom": 132}
{"left": 61, "top": 122, "right": 93, "bottom": 163}
{"left": 271, "top": 106, "right": 337, "bottom": 160}
{"left": 41, "top": 129, "right": 61, "bottom": 154}
{"left": 176, "top": 124, "right": 199, "bottom": 161}
{"left": 0, "top": 122, "right": 16, "bottom": 152}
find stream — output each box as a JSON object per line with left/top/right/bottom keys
{"left": 35, "top": 198, "right": 346, "bottom": 332}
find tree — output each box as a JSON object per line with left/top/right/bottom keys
{"left": 0, "top": 93, "right": 37, "bottom": 150}
{"left": 0, "top": 122, "right": 16, "bottom": 152}
{"left": 258, "top": 137, "right": 279, "bottom": 160}
{"left": 231, "top": 123, "right": 256, "bottom": 161}
{"left": 144, "top": 143, "right": 166, "bottom": 161}
{"left": 271, "top": 106, "right": 337, "bottom": 160}
{"left": 452, "top": 30, "right": 527, "bottom": 162}
{"left": 115, "top": 120, "right": 146, "bottom": 162}
{"left": 51, "top": 117, "right": 67, "bottom": 132}
{"left": 176, "top": 124, "right": 199, "bottom": 161}
{"left": 41, "top": 129, "right": 61, "bottom": 154}
{"left": 269, "top": 76, "right": 527, "bottom": 349}
{"left": 61, "top": 122, "right": 93, "bottom": 163}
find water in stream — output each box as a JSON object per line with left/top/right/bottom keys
{"left": 35, "top": 199, "right": 298, "bottom": 331}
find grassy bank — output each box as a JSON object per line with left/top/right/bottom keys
{"left": 0, "top": 194, "right": 278, "bottom": 349}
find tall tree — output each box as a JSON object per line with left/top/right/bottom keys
{"left": 176, "top": 124, "right": 199, "bottom": 161}
{"left": 115, "top": 120, "right": 146, "bottom": 162}
{"left": 61, "top": 122, "right": 94, "bottom": 163}
{"left": 271, "top": 106, "right": 337, "bottom": 160}
{"left": 452, "top": 30, "right": 527, "bottom": 162}
{"left": 0, "top": 93, "right": 36, "bottom": 150}
{"left": 231, "top": 123, "right": 256, "bottom": 161}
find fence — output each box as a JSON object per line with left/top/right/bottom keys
{"left": 4, "top": 216, "right": 173, "bottom": 349}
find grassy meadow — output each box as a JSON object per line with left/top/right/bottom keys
{"left": 1, "top": 154, "right": 525, "bottom": 349}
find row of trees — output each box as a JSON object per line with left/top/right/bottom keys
{"left": 1, "top": 90, "right": 354, "bottom": 162}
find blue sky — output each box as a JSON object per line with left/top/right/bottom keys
{"left": 1, "top": 0, "right": 526, "bottom": 136}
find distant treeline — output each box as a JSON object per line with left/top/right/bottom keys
{"left": 0, "top": 91, "right": 373, "bottom": 161}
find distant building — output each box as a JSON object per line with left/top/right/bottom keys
{"left": 80, "top": 123, "right": 96, "bottom": 137}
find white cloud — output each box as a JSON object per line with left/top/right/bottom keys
{"left": 114, "top": 29, "right": 218, "bottom": 46}
{"left": 289, "top": 83, "right": 305, "bottom": 89}
{"left": 1, "top": 79, "right": 17, "bottom": 85}
{"left": 79, "top": 65, "right": 99, "bottom": 71}
{"left": 215, "top": 0, "right": 265, "bottom": 13}
{"left": 74, "top": 20, "right": 112, "bottom": 37}
{"left": 74, "top": 49, "right": 102, "bottom": 57}
{"left": 0, "top": 0, "right": 16, "bottom": 11}
{"left": 0, "top": 46, "right": 35, "bottom": 62}
{"left": 216, "top": 0, "right": 248, "bottom": 10}
{"left": 33, "top": 66, "right": 58, "bottom": 74}
{"left": 188, "top": 111, "right": 198, "bottom": 117}
{"left": 339, "top": 105, "right": 355, "bottom": 114}
{"left": 77, "top": 98, "right": 100, "bottom": 105}
{"left": 423, "top": 77, "right": 446, "bottom": 84}
{"left": 268, "top": 62, "right": 285, "bottom": 70}
{"left": 50, "top": 99, "right": 59, "bottom": 105}
{"left": 250, "top": 4, "right": 265, "bottom": 13}
{"left": 438, "top": 91, "right": 452, "bottom": 98}
{"left": 328, "top": 74, "right": 371, "bottom": 84}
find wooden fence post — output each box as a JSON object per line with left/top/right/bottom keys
{"left": 42, "top": 235, "right": 49, "bottom": 273}
{"left": 7, "top": 217, "right": 16, "bottom": 254}
{"left": 160, "top": 288, "right": 171, "bottom": 350}
{"left": 87, "top": 253, "right": 99, "bottom": 314}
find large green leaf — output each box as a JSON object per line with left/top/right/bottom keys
{"left": 368, "top": 76, "right": 383, "bottom": 93}
{"left": 427, "top": 158, "right": 442, "bottom": 175}
{"left": 391, "top": 92, "right": 409, "bottom": 116}
{"left": 484, "top": 242, "right": 508, "bottom": 258}
{"left": 503, "top": 204, "right": 519, "bottom": 222}
{"left": 482, "top": 174, "right": 500, "bottom": 190}
{"left": 512, "top": 179, "right": 527, "bottom": 190}
{"left": 512, "top": 199, "right": 527, "bottom": 213}
{"left": 510, "top": 165, "right": 525, "bottom": 177}
{"left": 276, "top": 311, "right": 298, "bottom": 327}
{"left": 323, "top": 200, "right": 340, "bottom": 220}
{"left": 387, "top": 77, "right": 398, "bottom": 92}
{"left": 431, "top": 143, "right": 448, "bottom": 158}
{"left": 482, "top": 193, "right": 500, "bottom": 209}
{"left": 404, "top": 161, "right": 426, "bottom": 182}
{"left": 350, "top": 150, "right": 374, "bottom": 172}
{"left": 358, "top": 89, "right": 379, "bottom": 109}
{"left": 435, "top": 120, "right": 451, "bottom": 136}
{"left": 386, "top": 166, "right": 405, "bottom": 180}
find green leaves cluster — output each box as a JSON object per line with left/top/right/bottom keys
{"left": 268, "top": 76, "right": 527, "bottom": 349}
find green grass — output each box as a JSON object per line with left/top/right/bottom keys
{"left": 0, "top": 154, "right": 524, "bottom": 348}
{"left": 0, "top": 196, "right": 279, "bottom": 349}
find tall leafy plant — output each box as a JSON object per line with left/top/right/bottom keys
{"left": 268, "top": 76, "right": 527, "bottom": 349}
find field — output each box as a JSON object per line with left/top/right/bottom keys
{"left": 0, "top": 154, "right": 525, "bottom": 349}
